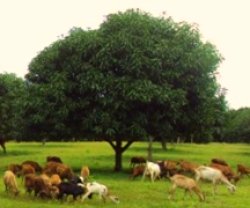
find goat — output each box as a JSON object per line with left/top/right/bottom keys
{"left": 142, "top": 161, "right": 161, "bottom": 182}
{"left": 81, "top": 182, "right": 119, "bottom": 204}
{"left": 80, "top": 166, "right": 90, "bottom": 181}
{"left": 168, "top": 174, "right": 205, "bottom": 201}
{"left": 178, "top": 160, "right": 199, "bottom": 175}
{"left": 57, "top": 182, "right": 86, "bottom": 200}
{"left": 237, "top": 164, "right": 250, "bottom": 177}
{"left": 195, "top": 166, "right": 236, "bottom": 195}
{"left": 7, "top": 164, "right": 22, "bottom": 177}
{"left": 130, "top": 156, "right": 146, "bottom": 167}
{"left": 3, "top": 170, "right": 19, "bottom": 196}
{"left": 211, "top": 158, "right": 228, "bottom": 166}
{"left": 46, "top": 156, "right": 63, "bottom": 163}
{"left": 157, "top": 160, "right": 179, "bottom": 177}
{"left": 130, "top": 165, "right": 145, "bottom": 179}
{"left": 22, "top": 160, "right": 42, "bottom": 173}
{"left": 210, "top": 162, "right": 240, "bottom": 184}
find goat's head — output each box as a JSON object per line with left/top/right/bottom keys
{"left": 227, "top": 184, "right": 236, "bottom": 193}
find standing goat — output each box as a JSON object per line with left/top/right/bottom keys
{"left": 3, "top": 170, "right": 19, "bottom": 196}
{"left": 142, "top": 161, "right": 161, "bottom": 182}
{"left": 195, "top": 166, "right": 236, "bottom": 195}
{"left": 168, "top": 174, "right": 205, "bottom": 201}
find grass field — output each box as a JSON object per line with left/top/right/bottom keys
{"left": 0, "top": 141, "right": 250, "bottom": 208}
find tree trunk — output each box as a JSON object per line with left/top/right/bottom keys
{"left": 147, "top": 136, "right": 154, "bottom": 161}
{"left": 105, "top": 138, "right": 134, "bottom": 172}
{"left": 161, "top": 138, "right": 167, "bottom": 150}
{"left": 114, "top": 139, "right": 122, "bottom": 171}
{"left": 0, "top": 139, "right": 6, "bottom": 153}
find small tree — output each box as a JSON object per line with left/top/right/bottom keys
{"left": 25, "top": 10, "right": 223, "bottom": 171}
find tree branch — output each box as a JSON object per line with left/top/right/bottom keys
{"left": 103, "top": 138, "right": 116, "bottom": 150}
{"left": 121, "top": 139, "right": 134, "bottom": 153}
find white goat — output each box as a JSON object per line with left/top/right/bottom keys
{"left": 80, "top": 182, "right": 119, "bottom": 204}
{"left": 142, "top": 161, "right": 161, "bottom": 182}
{"left": 195, "top": 166, "right": 236, "bottom": 195}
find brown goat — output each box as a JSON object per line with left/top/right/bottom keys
{"left": 7, "top": 164, "right": 22, "bottom": 177}
{"left": 24, "top": 174, "right": 57, "bottom": 198}
{"left": 80, "top": 166, "right": 90, "bottom": 181}
{"left": 211, "top": 158, "right": 229, "bottom": 166}
{"left": 130, "top": 165, "right": 145, "bottom": 179}
{"left": 210, "top": 163, "right": 240, "bottom": 184}
{"left": 178, "top": 160, "right": 199, "bottom": 175}
{"left": 50, "top": 174, "right": 62, "bottom": 186}
{"left": 21, "top": 164, "right": 36, "bottom": 177}
{"left": 43, "top": 162, "right": 74, "bottom": 180}
{"left": 237, "top": 164, "right": 250, "bottom": 177}
{"left": 46, "top": 156, "right": 63, "bottom": 163}
{"left": 168, "top": 174, "right": 204, "bottom": 201}
{"left": 3, "top": 170, "right": 19, "bottom": 196}
{"left": 157, "top": 160, "right": 179, "bottom": 177}
{"left": 22, "top": 160, "right": 42, "bottom": 173}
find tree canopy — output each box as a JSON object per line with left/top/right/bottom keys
{"left": 0, "top": 73, "right": 26, "bottom": 141}
{"left": 25, "top": 9, "right": 224, "bottom": 171}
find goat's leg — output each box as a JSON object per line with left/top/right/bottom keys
{"left": 81, "top": 191, "right": 92, "bottom": 202}
{"left": 168, "top": 184, "right": 176, "bottom": 200}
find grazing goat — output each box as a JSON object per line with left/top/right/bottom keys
{"left": 168, "top": 174, "right": 205, "bottom": 201}
{"left": 130, "top": 156, "right": 146, "bottom": 167}
{"left": 179, "top": 160, "right": 199, "bottom": 175}
{"left": 46, "top": 156, "right": 63, "bottom": 163}
{"left": 22, "top": 160, "right": 42, "bottom": 173}
{"left": 211, "top": 158, "right": 228, "bottom": 166}
{"left": 210, "top": 163, "right": 240, "bottom": 184}
{"left": 3, "top": 170, "right": 19, "bottom": 196}
{"left": 24, "top": 174, "right": 57, "bottom": 198}
{"left": 157, "top": 160, "right": 179, "bottom": 177}
{"left": 50, "top": 174, "right": 62, "bottom": 186}
{"left": 7, "top": 164, "right": 22, "bottom": 177}
{"left": 57, "top": 182, "right": 86, "bottom": 200}
{"left": 130, "top": 165, "right": 145, "bottom": 179}
{"left": 21, "top": 164, "right": 36, "bottom": 179}
{"left": 142, "top": 161, "right": 161, "bottom": 182}
{"left": 81, "top": 182, "right": 119, "bottom": 204}
{"left": 43, "top": 162, "right": 74, "bottom": 181}
{"left": 237, "top": 164, "right": 250, "bottom": 176}
{"left": 195, "top": 166, "right": 236, "bottom": 195}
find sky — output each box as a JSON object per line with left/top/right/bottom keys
{"left": 0, "top": 0, "right": 249, "bottom": 109}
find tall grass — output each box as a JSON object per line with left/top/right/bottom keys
{"left": 0, "top": 142, "right": 250, "bottom": 208}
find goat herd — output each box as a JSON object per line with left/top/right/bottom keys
{"left": 2, "top": 155, "right": 250, "bottom": 204}
{"left": 3, "top": 156, "right": 119, "bottom": 204}
{"left": 130, "top": 156, "right": 250, "bottom": 201}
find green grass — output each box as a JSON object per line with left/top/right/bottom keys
{"left": 0, "top": 142, "right": 250, "bottom": 208}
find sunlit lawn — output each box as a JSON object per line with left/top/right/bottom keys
{"left": 0, "top": 141, "right": 250, "bottom": 208}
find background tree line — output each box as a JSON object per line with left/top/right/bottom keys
{"left": 0, "top": 10, "right": 248, "bottom": 170}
